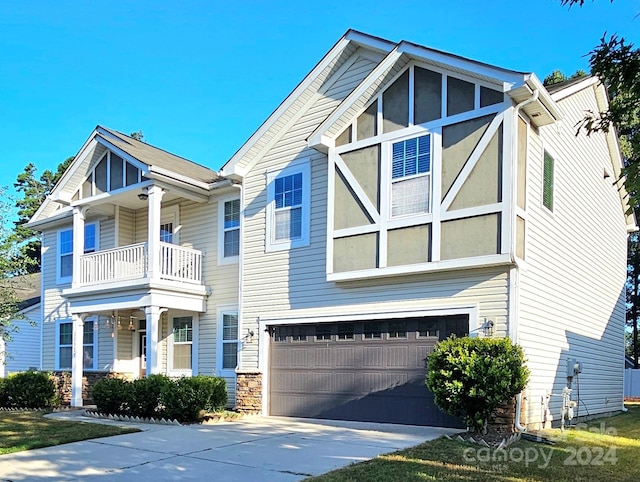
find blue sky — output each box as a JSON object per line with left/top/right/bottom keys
{"left": 1, "top": 0, "right": 638, "bottom": 207}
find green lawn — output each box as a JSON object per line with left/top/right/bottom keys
{"left": 0, "top": 411, "right": 139, "bottom": 454}
{"left": 307, "top": 404, "right": 640, "bottom": 482}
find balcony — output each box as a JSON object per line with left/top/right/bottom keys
{"left": 78, "top": 242, "right": 203, "bottom": 287}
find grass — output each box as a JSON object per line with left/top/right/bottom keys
{"left": 0, "top": 410, "right": 139, "bottom": 455}
{"left": 306, "top": 404, "right": 640, "bottom": 482}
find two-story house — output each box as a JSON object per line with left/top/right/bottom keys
{"left": 28, "top": 30, "right": 634, "bottom": 428}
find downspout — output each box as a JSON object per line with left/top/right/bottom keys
{"left": 231, "top": 181, "right": 246, "bottom": 409}
{"left": 510, "top": 88, "right": 539, "bottom": 433}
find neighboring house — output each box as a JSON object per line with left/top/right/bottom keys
{"left": 0, "top": 273, "right": 42, "bottom": 377}
{"left": 28, "top": 30, "right": 634, "bottom": 429}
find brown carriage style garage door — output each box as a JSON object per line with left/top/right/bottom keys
{"left": 269, "top": 315, "right": 468, "bottom": 427}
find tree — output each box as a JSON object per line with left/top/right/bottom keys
{"left": 542, "top": 69, "right": 588, "bottom": 86}
{"left": 0, "top": 188, "right": 31, "bottom": 345}
{"left": 11, "top": 157, "right": 73, "bottom": 272}
{"left": 627, "top": 208, "right": 640, "bottom": 368}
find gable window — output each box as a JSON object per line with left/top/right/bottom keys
{"left": 56, "top": 319, "right": 97, "bottom": 370}
{"left": 171, "top": 317, "right": 193, "bottom": 371}
{"left": 221, "top": 313, "right": 238, "bottom": 371}
{"left": 58, "top": 223, "right": 97, "bottom": 283}
{"left": 220, "top": 198, "right": 240, "bottom": 261}
{"left": 266, "top": 161, "right": 310, "bottom": 251}
{"left": 543, "top": 150, "right": 554, "bottom": 211}
{"left": 76, "top": 151, "right": 143, "bottom": 200}
{"left": 391, "top": 134, "right": 432, "bottom": 217}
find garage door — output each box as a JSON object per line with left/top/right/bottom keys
{"left": 269, "top": 315, "right": 468, "bottom": 427}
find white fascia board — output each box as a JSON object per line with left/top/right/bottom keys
{"left": 25, "top": 207, "right": 73, "bottom": 230}
{"left": 94, "top": 133, "right": 150, "bottom": 173}
{"left": 308, "top": 48, "right": 404, "bottom": 149}
{"left": 327, "top": 254, "right": 513, "bottom": 282}
{"left": 147, "top": 165, "right": 210, "bottom": 191}
{"left": 346, "top": 29, "right": 396, "bottom": 55}
{"left": 29, "top": 135, "right": 100, "bottom": 224}
{"left": 221, "top": 36, "right": 352, "bottom": 176}
{"left": 221, "top": 31, "right": 394, "bottom": 177}
{"left": 398, "top": 41, "right": 526, "bottom": 87}
{"left": 550, "top": 76, "right": 600, "bottom": 102}
{"left": 524, "top": 74, "right": 562, "bottom": 121}
{"left": 95, "top": 135, "right": 211, "bottom": 193}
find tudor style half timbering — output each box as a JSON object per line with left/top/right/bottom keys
{"left": 324, "top": 62, "right": 515, "bottom": 280}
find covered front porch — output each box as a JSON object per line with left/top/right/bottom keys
{"left": 65, "top": 289, "right": 206, "bottom": 406}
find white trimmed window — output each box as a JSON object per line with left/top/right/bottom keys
{"left": 171, "top": 316, "right": 193, "bottom": 371}
{"left": 55, "top": 319, "right": 97, "bottom": 370}
{"left": 391, "top": 134, "right": 432, "bottom": 217}
{"left": 266, "top": 161, "right": 310, "bottom": 251}
{"left": 217, "top": 311, "right": 239, "bottom": 374}
{"left": 57, "top": 223, "right": 97, "bottom": 284}
{"left": 219, "top": 197, "right": 240, "bottom": 263}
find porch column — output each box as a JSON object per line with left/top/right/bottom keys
{"left": 147, "top": 185, "right": 165, "bottom": 281}
{"left": 71, "top": 313, "right": 87, "bottom": 407}
{"left": 71, "top": 207, "right": 86, "bottom": 288}
{"left": 145, "top": 306, "right": 165, "bottom": 376}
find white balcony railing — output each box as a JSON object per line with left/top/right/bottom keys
{"left": 79, "top": 242, "right": 202, "bottom": 287}
{"left": 159, "top": 242, "right": 203, "bottom": 284}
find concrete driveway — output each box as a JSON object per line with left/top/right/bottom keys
{"left": 0, "top": 412, "right": 458, "bottom": 481}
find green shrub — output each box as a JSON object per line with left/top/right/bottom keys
{"left": 426, "top": 336, "right": 529, "bottom": 433}
{"left": 0, "top": 378, "right": 8, "bottom": 407}
{"left": 160, "top": 376, "right": 228, "bottom": 422}
{"left": 92, "top": 377, "right": 129, "bottom": 414}
{"left": 128, "top": 374, "right": 172, "bottom": 418}
{"left": 2, "top": 371, "right": 56, "bottom": 408}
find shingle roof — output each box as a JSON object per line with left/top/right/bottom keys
{"left": 545, "top": 75, "right": 594, "bottom": 94}
{"left": 2, "top": 273, "right": 41, "bottom": 310}
{"left": 98, "top": 127, "right": 220, "bottom": 184}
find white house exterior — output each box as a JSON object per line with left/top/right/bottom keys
{"left": 28, "top": 31, "right": 633, "bottom": 428}
{"left": 0, "top": 274, "right": 42, "bottom": 377}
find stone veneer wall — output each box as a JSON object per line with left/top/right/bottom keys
{"left": 50, "top": 371, "right": 133, "bottom": 405}
{"left": 487, "top": 398, "right": 516, "bottom": 434}
{"left": 235, "top": 371, "right": 262, "bottom": 413}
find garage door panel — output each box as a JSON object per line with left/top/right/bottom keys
{"left": 270, "top": 315, "right": 468, "bottom": 427}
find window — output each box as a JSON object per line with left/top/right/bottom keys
{"left": 273, "top": 326, "right": 288, "bottom": 343}
{"left": 266, "top": 161, "right": 310, "bottom": 251}
{"left": 391, "top": 135, "right": 432, "bottom": 217}
{"left": 543, "top": 150, "right": 554, "bottom": 211}
{"left": 172, "top": 317, "right": 193, "bottom": 370}
{"left": 315, "top": 325, "right": 331, "bottom": 341}
{"left": 220, "top": 198, "right": 240, "bottom": 261}
{"left": 58, "top": 223, "right": 97, "bottom": 283}
{"left": 57, "top": 321, "right": 73, "bottom": 370}
{"left": 418, "top": 319, "right": 439, "bottom": 338}
{"left": 221, "top": 313, "right": 238, "bottom": 370}
{"left": 160, "top": 223, "right": 173, "bottom": 243}
{"left": 292, "top": 326, "right": 307, "bottom": 342}
{"left": 56, "top": 319, "right": 97, "bottom": 370}
{"left": 389, "top": 320, "right": 407, "bottom": 339}
{"left": 363, "top": 322, "right": 382, "bottom": 339}
{"left": 337, "top": 323, "right": 354, "bottom": 340}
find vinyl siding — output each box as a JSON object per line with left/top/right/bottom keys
{"left": 234, "top": 44, "right": 360, "bottom": 172}
{"left": 239, "top": 49, "right": 511, "bottom": 371}
{"left": 517, "top": 86, "right": 628, "bottom": 428}
{"left": 40, "top": 193, "right": 239, "bottom": 401}
{"left": 1, "top": 304, "right": 41, "bottom": 376}
{"left": 41, "top": 219, "right": 114, "bottom": 372}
